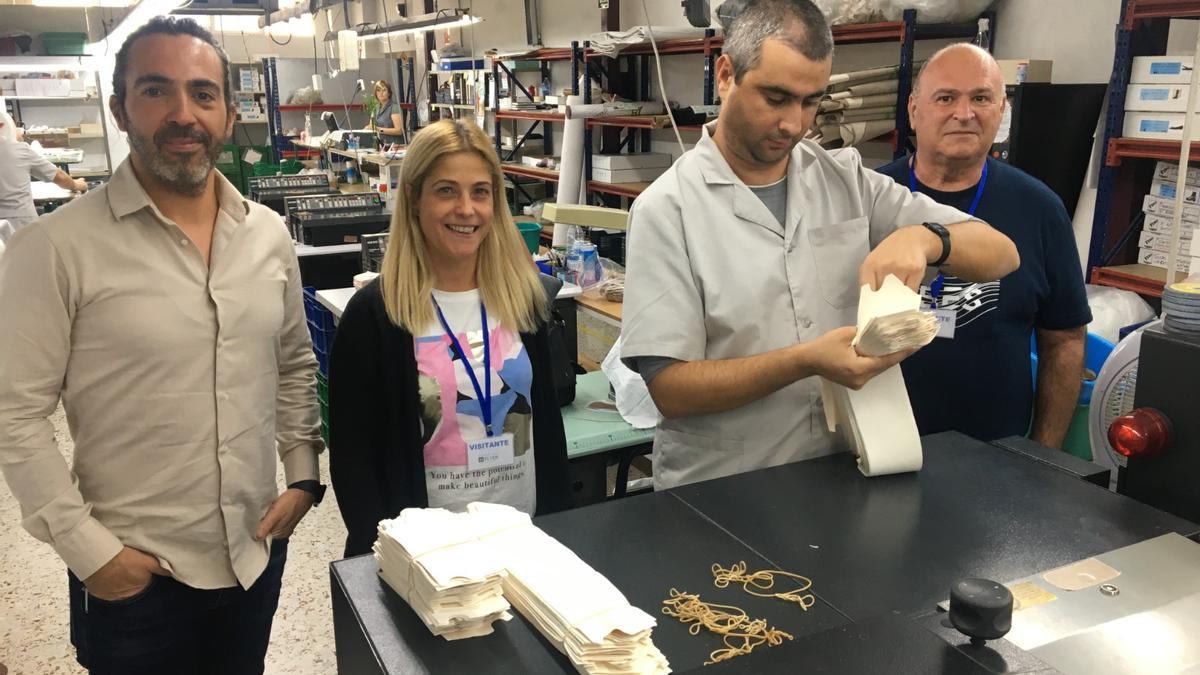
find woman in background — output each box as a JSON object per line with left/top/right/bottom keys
{"left": 328, "top": 119, "right": 571, "bottom": 556}
{"left": 371, "top": 80, "right": 405, "bottom": 147}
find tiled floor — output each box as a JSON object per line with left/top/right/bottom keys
{"left": 1, "top": 407, "right": 649, "bottom": 674}
{"left": 0, "top": 406, "right": 344, "bottom": 675}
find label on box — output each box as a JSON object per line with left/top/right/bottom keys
{"left": 1151, "top": 61, "right": 1183, "bottom": 74}
{"left": 1140, "top": 87, "right": 1171, "bottom": 101}
{"left": 1142, "top": 119, "right": 1171, "bottom": 133}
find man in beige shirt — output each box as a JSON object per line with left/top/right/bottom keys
{"left": 0, "top": 17, "right": 323, "bottom": 675}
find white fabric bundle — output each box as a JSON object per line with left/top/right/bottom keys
{"left": 819, "top": 92, "right": 898, "bottom": 113}
{"left": 818, "top": 107, "right": 896, "bottom": 125}
{"left": 816, "top": 120, "right": 896, "bottom": 148}
{"left": 469, "top": 503, "right": 671, "bottom": 674}
{"left": 821, "top": 275, "right": 933, "bottom": 476}
{"left": 374, "top": 508, "right": 514, "bottom": 640}
{"left": 828, "top": 79, "right": 898, "bottom": 100}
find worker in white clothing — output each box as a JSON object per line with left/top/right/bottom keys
{"left": 0, "top": 111, "right": 87, "bottom": 244}
{"left": 621, "top": 0, "right": 1021, "bottom": 490}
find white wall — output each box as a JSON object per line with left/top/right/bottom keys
{"left": 991, "top": 0, "right": 1121, "bottom": 84}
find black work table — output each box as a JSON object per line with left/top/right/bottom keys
{"left": 330, "top": 432, "right": 1200, "bottom": 674}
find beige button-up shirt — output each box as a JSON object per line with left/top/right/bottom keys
{"left": 621, "top": 123, "right": 972, "bottom": 490}
{"left": 0, "top": 159, "right": 323, "bottom": 589}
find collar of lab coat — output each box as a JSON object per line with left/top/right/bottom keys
{"left": 695, "top": 120, "right": 812, "bottom": 242}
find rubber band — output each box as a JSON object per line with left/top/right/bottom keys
{"left": 712, "top": 561, "right": 816, "bottom": 611}
{"left": 661, "top": 588, "right": 793, "bottom": 665}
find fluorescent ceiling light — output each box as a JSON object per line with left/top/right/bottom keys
{"left": 32, "top": 0, "right": 133, "bottom": 6}
{"left": 356, "top": 9, "right": 483, "bottom": 41}
{"left": 87, "top": 0, "right": 188, "bottom": 53}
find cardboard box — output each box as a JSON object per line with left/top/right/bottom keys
{"left": 1126, "top": 84, "right": 1191, "bottom": 112}
{"left": 1149, "top": 180, "right": 1200, "bottom": 204}
{"left": 1139, "top": 229, "right": 1194, "bottom": 254}
{"left": 1123, "top": 111, "right": 1200, "bottom": 140}
{"left": 592, "top": 166, "right": 666, "bottom": 183}
{"left": 1138, "top": 247, "right": 1200, "bottom": 273}
{"left": 997, "top": 59, "right": 1052, "bottom": 85}
{"left": 592, "top": 152, "right": 672, "bottom": 170}
{"left": 1144, "top": 194, "right": 1200, "bottom": 223}
{"left": 1153, "top": 160, "right": 1200, "bottom": 186}
{"left": 1131, "top": 55, "right": 1195, "bottom": 84}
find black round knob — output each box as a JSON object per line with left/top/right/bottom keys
{"left": 949, "top": 578, "right": 1013, "bottom": 645}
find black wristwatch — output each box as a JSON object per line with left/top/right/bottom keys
{"left": 288, "top": 480, "right": 327, "bottom": 506}
{"left": 922, "top": 221, "right": 952, "bottom": 267}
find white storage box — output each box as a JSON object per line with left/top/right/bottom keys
{"left": 1123, "top": 111, "right": 1200, "bottom": 140}
{"left": 1149, "top": 180, "right": 1200, "bottom": 203}
{"left": 14, "top": 79, "right": 44, "bottom": 97}
{"left": 1138, "top": 229, "right": 1194, "bottom": 254}
{"left": 1138, "top": 247, "right": 1200, "bottom": 273}
{"left": 1144, "top": 194, "right": 1200, "bottom": 222}
{"left": 1126, "top": 84, "right": 1191, "bottom": 112}
{"left": 591, "top": 153, "right": 672, "bottom": 170}
{"left": 1153, "top": 160, "right": 1200, "bottom": 186}
{"left": 1131, "top": 55, "right": 1195, "bottom": 84}
{"left": 591, "top": 166, "right": 666, "bottom": 183}
{"left": 1144, "top": 213, "right": 1200, "bottom": 236}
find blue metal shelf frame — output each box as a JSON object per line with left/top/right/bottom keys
{"left": 263, "top": 56, "right": 286, "bottom": 161}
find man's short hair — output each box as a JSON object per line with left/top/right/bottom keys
{"left": 722, "top": 0, "right": 834, "bottom": 82}
{"left": 112, "top": 16, "right": 233, "bottom": 111}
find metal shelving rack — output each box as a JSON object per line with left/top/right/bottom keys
{"left": 577, "top": 11, "right": 989, "bottom": 206}
{"left": 264, "top": 55, "right": 418, "bottom": 162}
{"left": 1088, "top": 0, "right": 1200, "bottom": 299}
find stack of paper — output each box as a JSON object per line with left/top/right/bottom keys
{"left": 852, "top": 276, "right": 939, "bottom": 356}
{"left": 374, "top": 508, "right": 514, "bottom": 640}
{"left": 470, "top": 503, "right": 671, "bottom": 674}
{"left": 821, "top": 275, "right": 929, "bottom": 477}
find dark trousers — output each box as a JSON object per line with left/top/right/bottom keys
{"left": 68, "top": 539, "right": 287, "bottom": 675}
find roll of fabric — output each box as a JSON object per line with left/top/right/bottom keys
{"left": 828, "top": 78, "right": 898, "bottom": 100}
{"left": 818, "top": 106, "right": 897, "bottom": 125}
{"left": 817, "top": 119, "right": 897, "bottom": 147}
{"left": 819, "top": 92, "right": 898, "bottom": 113}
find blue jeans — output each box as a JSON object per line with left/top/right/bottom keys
{"left": 68, "top": 539, "right": 288, "bottom": 675}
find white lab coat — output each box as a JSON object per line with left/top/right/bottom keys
{"left": 621, "top": 123, "right": 972, "bottom": 490}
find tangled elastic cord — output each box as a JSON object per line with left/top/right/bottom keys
{"left": 712, "top": 561, "right": 816, "bottom": 611}
{"left": 661, "top": 589, "right": 793, "bottom": 665}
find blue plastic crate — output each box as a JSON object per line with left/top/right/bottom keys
{"left": 302, "top": 287, "right": 336, "bottom": 376}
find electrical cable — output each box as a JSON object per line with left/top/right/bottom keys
{"left": 641, "top": 0, "right": 686, "bottom": 154}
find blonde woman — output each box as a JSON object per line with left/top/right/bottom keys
{"left": 328, "top": 119, "right": 571, "bottom": 556}
{"left": 371, "top": 80, "right": 405, "bottom": 146}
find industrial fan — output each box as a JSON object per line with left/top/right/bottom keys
{"left": 1087, "top": 320, "right": 1160, "bottom": 489}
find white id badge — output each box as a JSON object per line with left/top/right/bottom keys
{"left": 933, "top": 308, "right": 956, "bottom": 339}
{"left": 467, "top": 433, "right": 515, "bottom": 471}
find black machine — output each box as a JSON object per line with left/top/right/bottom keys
{"left": 359, "top": 232, "right": 389, "bottom": 273}
{"left": 340, "top": 131, "right": 377, "bottom": 151}
{"left": 1111, "top": 323, "right": 1200, "bottom": 524}
{"left": 288, "top": 192, "right": 391, "bottom": 246}
{"left": 248, "top": 174, "right": 334, "bottom": 216}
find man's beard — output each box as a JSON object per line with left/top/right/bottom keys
{"left": 126, "top": 123, "right": 221, "bottom": 196}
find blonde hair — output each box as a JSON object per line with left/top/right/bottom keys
{"left": 379, "top": 119, "right": 548, "bottom": 334}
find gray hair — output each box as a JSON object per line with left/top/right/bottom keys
{"left": 0, "top": 111, "right": 16, "bottom": 143}
{"left": 721, "top": 0, "right": 834, "bottom": 82}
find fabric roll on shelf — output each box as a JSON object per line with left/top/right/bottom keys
{"left": 818, "top": 92, "right": 898, "bottom": 113}
{"left": 827, "top": 78, "right": 899, "bottom": 100}
{"left": 817, "top": 106, "right": 897, "bottom": 125}
{"left": 816, "top": 119, "right": 896, "bottom": 148}
{"left": 554, "top": 93, "right": 588, "bottom": 247}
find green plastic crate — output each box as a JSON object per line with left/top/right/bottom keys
{"left": 41, "top": 32, "right": 87, "bottom": 56}
{"left": 316, "top": 371, "right": 330, "bottom": 448}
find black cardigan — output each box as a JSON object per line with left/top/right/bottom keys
{"left": 328, "top": 279, "right": 572, "bottom": 557}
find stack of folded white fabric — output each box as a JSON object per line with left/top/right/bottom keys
{"left": 374, "top": 508, "right": 514, "bottom": 640}
{"left": 469, "top": 503, "right": 671, "bottom": 674}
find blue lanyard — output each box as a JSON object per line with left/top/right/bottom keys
{"left": 908, "top": 156, "right": 988, "bottom": 308}
{"left": 433, "top": 299, "right": 493, "bottom": 437}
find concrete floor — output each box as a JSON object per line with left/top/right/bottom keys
{"left": 0, "top": 406, "right": 345, "bottom": 675}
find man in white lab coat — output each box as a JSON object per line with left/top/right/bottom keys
{"left": 621, "top": 0, "right": 1021, "bottom": 490}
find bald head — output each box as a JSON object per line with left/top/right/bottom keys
{"left": 914, "top": 43, "right": 1004, "bottom": 98}
{"left": 907, "top": 42, "right": 1007, "bottom": 169}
